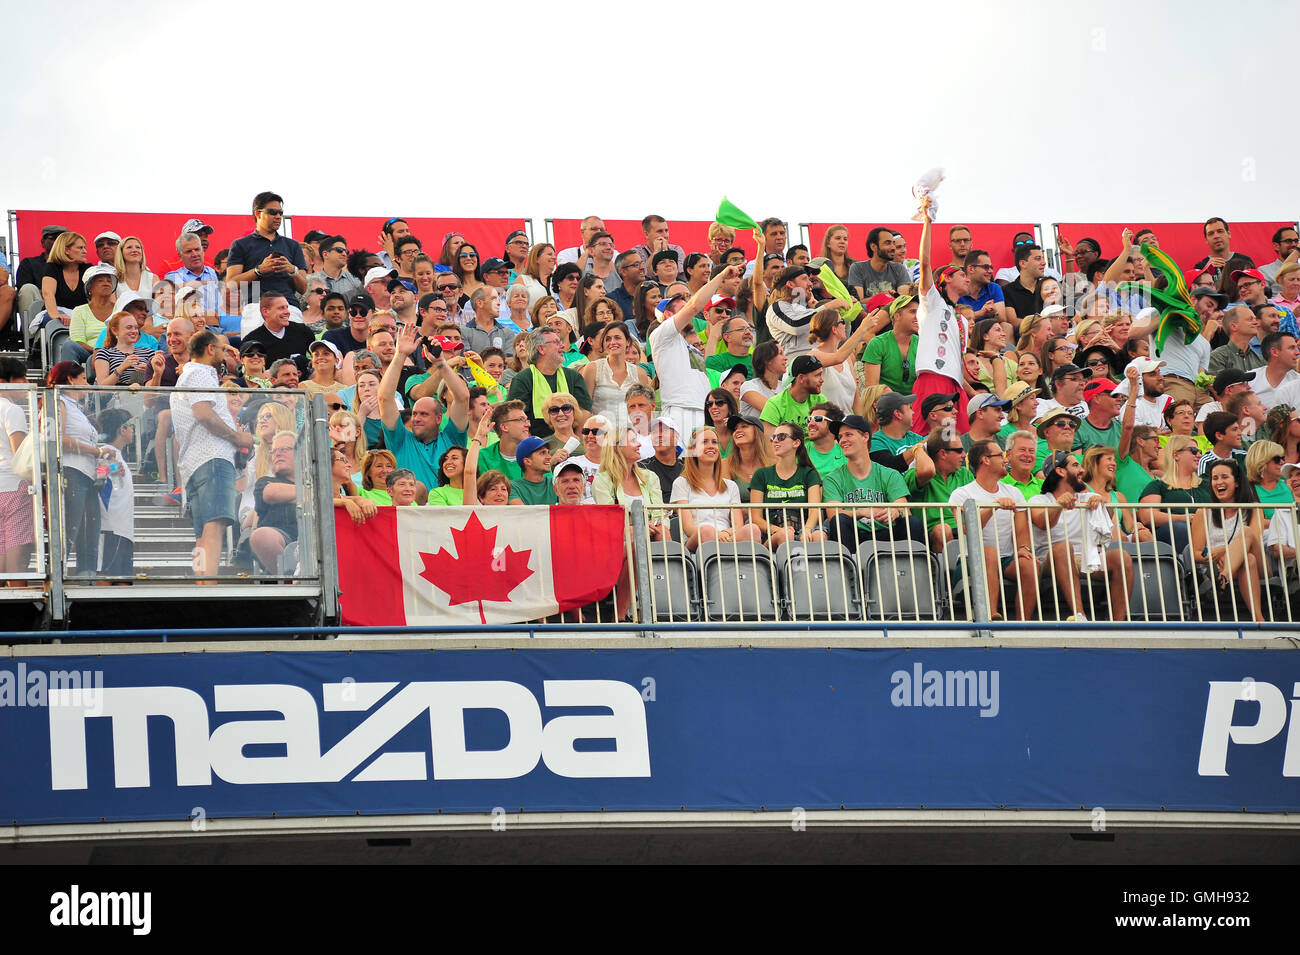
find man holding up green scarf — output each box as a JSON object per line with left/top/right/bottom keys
{"left": 506, "top": 328, "right": 592, "bottom": 437}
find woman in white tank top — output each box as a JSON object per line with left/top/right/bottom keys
{"left": 582, "top": 322, "right": 651, "bottom": 429}
{"left": 808, "top": 305, "right": 876, "bottom": 413}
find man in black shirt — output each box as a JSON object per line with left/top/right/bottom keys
{"left": 637, "top": 416, "right": 684, "bottom": 502}
{"left": 1001, "top": 243, "right": 1045, "bottom": 321}
{"left": 240, "top": 293, "right": 317, "bottom": 372}
{"left": 16, "top": 224, "right": 67, "bottom": 313}
{"left": 1192, "top": 217, "right": 1256, "bottom": 294}
{"left": 223, "top": 191, "right": 308, "bottom": 307}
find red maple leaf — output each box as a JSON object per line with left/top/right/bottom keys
{"left": 418, "top": 512, "right": 535, "bottom": 624}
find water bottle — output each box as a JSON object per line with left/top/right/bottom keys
{"left": 94, "top": 460, "right": 110, "bottom": 490}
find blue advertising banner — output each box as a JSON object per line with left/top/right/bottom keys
{"left": 0, "top": 648, "right": 1295, "bottom": 825}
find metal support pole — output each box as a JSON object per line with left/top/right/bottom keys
{"left": 44, "top": 394, "right": 66, "bottom": 623}
{"left": 961, "top": 499, "right": 992, "bottom": 636}
{"left": 311, "top": 393, "right": 339, "bottom": 625}
{"left": 629, "top": 499, "right": 653, "bottom": 632}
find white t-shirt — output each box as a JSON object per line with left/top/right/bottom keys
{"left": 995, "top": 265, "right": 1062, "bottom": 284}
{"left": 0, "top": 397, "right": 30, "bottom": 492}
{"left": 915, "top": 285, "right": 968, "bottom": 380}
{"left": 1025, "top": 491, "right": 1101, "bottom": 561}
{"left": 170, "top": 362, "right": 238, "bottom": 487}
{"left": 670, "top": 476, "right": 741, "bottom": 530}
{"left": 1267, "top": 374, "right": 1300, "bottom": 412}
{"left": 60, "top": 396, "right": 99, "bottom": 480}
{"left": 99, "top": 445, "right": 135, "bottom": 541}
{"left": 949, "top": 480, "right": 1028, "bottom": 557}
{"left": 740, "top": 377, "right": 778, "bottom": 411}
{"left": 567, "top": 453, "right": 602, "bottom": 504}
{"left": 1035, "top": 397, "right": 1087, "bottom": 421}
{"left": 649, "top": 318, "right": 710, "bottom": 413}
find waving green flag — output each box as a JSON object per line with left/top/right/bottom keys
{"left": 818, "top": 265, "right": 862, "bottom": 323}
{"left": 715, "top": 197, "right": 757, "bottom": 231}
{"left": 1116, "top": 242, "right": 1201, "bottom": 351}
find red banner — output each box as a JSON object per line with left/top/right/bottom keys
{"left": 803, "top": 222, "right": 1040, "bottom": 274}
{"left": 291, "top": 216, "right": 529, "bottom": 263}
{"left": 1052, "top": 221, "right": 1296, "bottom": 274}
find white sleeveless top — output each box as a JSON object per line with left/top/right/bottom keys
{"left": 592, "top": 358, "right": 637, "bottom": 429}
{"left": 818, "top": 359, "right": 857, "bottom": 413}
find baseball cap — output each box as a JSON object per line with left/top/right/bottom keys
{"left": 554, "top": 459, "right": 585, "bottom": 479}
{"left": 418, "top": 292, "right": 444, "bottom": 311}
{"left": 301, "top": 229, "right": 328, "bottom": 244}
{"left": 921, "top": 393, "right": 959, "bottom": 418}
{"left": 1042, "top": 450, "right": 1075, "bottom": 474}
{"left": 1212, "top": 368, "right": 1252, "bottom": 395}
{"left": 726, "top": 413, "right": 764, "bottom": 432}
{"left": 1230, "top": 268, "right": 1267, "bottom": 286}
{"left": 515, "top": 436, "right": 549, "bottom": 466}
{"left": 1191, "top": 287, "right": 1228, "bottom": 303}
{"left": 708, "top": 294, "right": 737, "bottom": 311}
{"left": 651, "top": 415, "right": 680, "bottom": 436}
{"left": 182, "top": 218, "right": 214, "bottom": 235}
{"left": 864, "top": 292, "right": 895, "bottom": 314}
{"left": 1035, "top": 407, "right": 1081, "bottom": 432}
{"left": 651, "top": 249, "right": 680, "bottom": 268}
{"left": 40, "top": 224, "right": 68, "bottom": 239}
{"left": 829, "top": 414, "right": 872, "bottom": 437}
{"left": 114, "top": 290, "right": 148, "bottom": 313}
{"left": 791, "top": 355, "right": 822, "bottom": 377}
{"left": 1184, "top": 264, "right": 1216, "bottom": 286}
{"left": 967, "top": 392, "right": 1010, "bottom": 417}
{"left": 876, "top": 391, "right": 917, "bottom": 418}
{"left": 888, "top": 293, "right": 916, "bottom": 316}
{"left": 481, "top": 256, "right": 511, "bottom": 273}
{"left": 505, "top": 229, "right": 529, "bottom": 244}
{"left": 1282, "top": 462, "right": 1300, "bottom": 480}
{"left": 808, "top": 256, "right": 832, "bottom": 270}
{"left": 1128, "top": 356, "right": 1166, "bottom": 375}
{"left": 1083, "top": 378, "right": 1117, "bottom": 402}
{"left": 1040, "top": 304, "right": 1066, "bottom": 319}
{"left": 1051, "top": 362, "right": 1093, "bottom": 382}
{"left": 93, "top": 231, "right": 121, "bottom": 245}
{"left": 1002, "top": 381, "right": 1040, "bottom": 406}
{"left": 308, "top": 339, "right": 343, "bottom": 366}
{"left": 722, "top": 363, "right": 749, "bottom": 382}
{"left": 347, "top": 290, "right": 376, "bottom": 311}
{"left": 386, "top": 276, "right": 409, "bottom": 292}
{"left": 363, "top": 266, "right": 396, "bottom": 287}
{"left": 654, "top": 293, "right": 687, "bottom": 314}
{"left": 239, "top": 340, "right": 267, "bottom": 357}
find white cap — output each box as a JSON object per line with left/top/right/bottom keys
{"left": 1282, "top": 462, "right": 1300, "bottom": 480}
{"left": 1040, "top": 304, "right": 1066, "bottom": 318}
{"left": 309, "top": 338, "right": 343, "bottom": 367}
{"left": 1130, "top": 357, "right": 1166, "bottom": 374}
{"left": 1136, "top": 306, "right": 1160, "bottom": 324}
{"left": 651, "top": 415, "right": 680, "bottom": 435}
{"left": 175, "top": 285, "right": 198, "bottom": 305}
{"left": 364, "top": 266, "right": 394, "bottom": 287}
{"left": 94, "top": 231, "right": 121, "bottom": 244}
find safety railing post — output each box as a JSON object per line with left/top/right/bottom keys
{"left": 961, "top": 499, "right": 991, "bottom": 631}
{"left": 44, "top": 393, "right": 66, "bottom": 623}
{"left": 628, "top": 499, "right": 653, "bottom": 630}
{"left": 311, "top": 393, "right": 339, "bottom": 625}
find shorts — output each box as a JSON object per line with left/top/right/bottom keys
{"left": 0, "top": 486, "right": 34, "bottom": 550}
{"left": 186, "top": 458, "right": 238, "bottom": 536}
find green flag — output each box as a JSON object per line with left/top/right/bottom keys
{"left": 817, "top": 265, "right": 862, "bottom": 323}
{"left": 715, "top": 197, "right": 757, "bottom": 231}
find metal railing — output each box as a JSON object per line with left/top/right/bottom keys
{"left": 0, "top": 384, "right": 46, "bottom": 587}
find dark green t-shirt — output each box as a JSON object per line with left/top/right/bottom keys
{"left": 861, "top": 331, "right": 919, "bottom": 394}
{"left": 509, "top": 474, "right": 557, "bottom": 505}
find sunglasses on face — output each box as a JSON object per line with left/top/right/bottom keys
{"left": 808, "top": 415, "right": 828, "bottom": 424}
{"left": 459, "top": 252, "right": 478, "bottom": 259}
{"left": 934, "top": 404, "right": 955, "bottom": 413}
{"left": 769, "top": 433, "right": 791, "bottom": 444}
{"left": 582, "top": 427, "right": 606, "bottom": 436}
{"left": 548, "top": 404, "right": 574, "bottom": 415}
{"left": 327, "top": 402, "right": 345, "bottom": 411}
{"left": 706, "top": 399, "right": 729, "bottom": 408}
{"left": 1053, "top": 420, "right": 1079, "bottom": 429}
{"left": 349, "top": 306, "right": 370, "bottom": 316}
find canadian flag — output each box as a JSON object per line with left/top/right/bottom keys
{"left": 335, "top": 506, "right": 628, "bottom": 626}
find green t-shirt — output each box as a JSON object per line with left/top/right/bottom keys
{"left": 749, "top": 464, "right": 822, "bottom": 504}
{"left": 872, "top": 429, "right": 924, "bottom": 456}
{"left": 1005, "top": 474, "right": 1043, "bottom": 498}
{"left": 1138, "top": 479, "right": 1206, "bottom": 519}
{"left": 861, "top": 331, "right": 918, "bottom": 395}
{"left": 1076, "top": 416, "right": 1121, "bottom": 452}
{"left": 807, "top": 440, "right": 847, "bottom": 477}
{"left": 758, "top": 388, "right": 826, "bottom": 431}
{"left": 509, "top": 474, "right": 557, "bottom": 505}
{"left": 426, "top": 485, "right": 464, "bottom": 506}
{"left": 1114, "top": 455, "right": 1152, "bottom": 506}
{"left": 821, "top": 461, "right": 909, "bottom": 531}
{"left": 476, "top": 442, "right": 523, "bottom": 483}
{"left": 1254, "top": 480, "right": 1294, "bottom": 521}
{"left": 357, "top": 486, "right": 393, "bottom": 505}
{"left": 905, "top": 465, "right": 975, "bottom": 529}
{"left": 706, "top": 351, "right": 753, "bottom": 377}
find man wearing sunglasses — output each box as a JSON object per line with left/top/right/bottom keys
{"left": 310, "top": 235, "right": 362, "bottom": 298}
{"left": 1037, "top": 363, "right": 1091, "bottom": 420}
{"left": 323, "top": 291, "right": 376, "bottom": 357}
{"left": 957, "top": 249, "right": 1006, "bottom": 322}
{"left": 904, "top": 430, "right": 974, "bottom": 553}
{"left": 804, "top": 405, "right": 846, "bottom": 477}
{"left": 1034, "top": 408, "right": 1081, "bottom": 474}
{"left": 224, "top": 191, "right": 308, "bottom": 305}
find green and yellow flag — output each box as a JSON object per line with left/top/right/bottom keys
{"left": 1117, "top": 243, "right": 1201, "bottom": 351}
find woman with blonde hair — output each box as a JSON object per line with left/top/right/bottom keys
{"left": 670, "top": 426, "right": 762, "bottom": 551}
{"left": 582, "top": 320, "right": 651, "bottom": 428}
{"left": 707, "top": 222, "right": 736, "bottom": 266}
{"left": 113, "top": 235, "right": 157, "bottom": 298}
{"left": 328, "top": 409, "right": 367, "bottom": 475}
{"left": 819, "top": 225, "right": 855, "bottom": 282}
{"left": 520, "top": 243, "right": 556, "bottom": 306}
{"left": 40, "top": 231, "right": 90, "bottom": 324}
{"left": 857, "top": 383, "right": 890, "bottom": 426}
{"left": 541, "top": 391, "right": 583, "bottom": 463}
{"left": 594, "top": 426, "right": 669, "bottom": 534}
{"left": 1138, "top": 434, "right": 1204, "bottom": 556}
{"left": 1014, "top": 313, "right": 1051, "bottom": 358}
{"left": 357, "top": 449, "right": 397, "bottom": 505}
{"left": 1264, "top": 404, "right": 1300, "bottom": 464}
{"left": 238, "top": 400, "right": 297, "bottom": 531}
{"left": 1244, "top": 439, "right": 1293, "bottom": 520}
{"left": 721, "top": 413, "right": 773, "bottom": 501}
{"left": 1083, "top": 445, "right": 1149, "bottom": 541}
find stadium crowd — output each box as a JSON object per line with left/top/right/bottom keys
{"left": 3, "top": 192, "right": 1299, "bottom": 621}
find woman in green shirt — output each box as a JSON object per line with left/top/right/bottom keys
{"left": 1138, "top": 434, "right": 1204, "bottom": 556}
{"left": 749, "top": 422, "right": 826, "bottom": 549}
{"left": 1082, "top": 445, "right": 1150, "bottom": 541}
{"left": 1245, "top": 440, "right": 1294, "bottom": 521}
{"left": 357, "top": 449, "right": 397, "bottom": 505}
{"left": 426, "top": 446, "right": 468, "bottom": 506}
{"left": 332, "top": 445, "right": 377, "bottom": 525}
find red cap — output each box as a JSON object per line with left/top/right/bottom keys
{"left": 707, "top": 294, "right": 736, "bottom": 311}
{"left": 1230, "top": 268, "right": 1267, "bottom": 285}
{"left": 864, "top": 292, "right": 896, "bottom": 313}
{"left": 1184, "top": 264, "right": 1215, "bottom": 286}
{"left": 1084, "top": 378, "right": 1117, "bottom": 401}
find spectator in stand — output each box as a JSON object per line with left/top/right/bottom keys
{"left": 552, "top": 459, "right": 589, "bottom": 507}
{"left": 1076, "top": 378, "right": 1122, "bottom": 450}
{"left": 721, "top": 413, "right": 772, "bottom": 500}
{"left": 1001, "top": 243, "right": 1047, "bottom": 323}
{"left": 704, "top": 307, "right": 754, "bottom": 377}
{"left": 93, "top": 311, "right": 161, "bottom": 387}
{"left": 507, "top": 328, "right": 592, "bottom": 438}
{"left": 1035, "top": 407, "right": 1081, "bottom": 472}
{"left": 557, "top": 217, "right": 608, "bottom": 268}
{"left": 1083, "top": 445, "right": 1149, "bottom": 542}
{"left": 40, "top": 231, "right": 90, "bottom": 328}
{"left": 819, "top": 413, "right": 923, "bottom": 546}
{"left": 804, "top": 404, "right": 846, "bottom": 476}
{"left": 475, "top": 399, "right": 529, "bottom": 483}
{"left": 919, "top": 393, "right": 959, "bottom": 439}
{"left": 1270, "top": 262, "right": 1300, "bottom": 317}
{"left": 759, "top": 354, "right": 826, "bottom": 436}
{"left": 1038, "top": 363, "right": 1090, "bottom": 419}
{"left": 739, "top": 341, "right": 785, "bottom": 415}
{"left": 89, "top": 231, "right": 118, "bottom": 267}
{"left": 998, "top": 381, "right": 1039, "bottom": 440}
{"left": 1227, "top": 388, "right": 1267, "bottom": 446}
{"left": 905, "top": 431, "right": 974, "bottom": 552}
{"left": 302, "top": 340, "right": 345, "bottom": 401}
{"left": 327, "top": 409, "right": 366, "bottom": 476}
{"left": 1259, "top": 227, "right": 1299, "bottom": 290}
{"left": 1249, "top": 331, "right": 1300, "bottom": 409}
{"left": 848, "top": 227, "right": 911, "bottom": 298}
{"left": 1193, "top": 218, "right": 1256, "bottom": 293}
{"left": 651, "top": 268, "right": 738, "bottom": 433}
{"left": 1026, "top": 451, "right": 1131, "bottom": 622}
{"left": 165, "top": 233, "right": 222, "bottom": 319}
{"left": 517, "top": 243, "right": 556, "bottom": 308}
{"left": 594, "top": 425, "right": 667, "bottom": 521}
{"left": 871, "top": 391, "right": 923, "bottom": 467}
{"left": 462, "top": 286, "right": 515, "bottom": 357}
{"left": 241, "top": 293, "right": 317, "bottom": 367}
{"left": 969, "top": 317, "right": 1015, "bottom": 394}
{"left": 1112, "top": 356, "right": 1172, "bottom": 429}
{"left": 16, "top": 224, "right": 67, "bottom": 314}
{"left": 169, "top": 331, "right": 255, "bottom": 578}
{"left": 748, "top": 422, "right": 825, "bottom": 549}
{"left": 224, "top": 192, "right": 308, "bottom": 306}
{"left": 606, "top": 252, "right": 646, "bottom": 332}
{"left": 818, "top": 225, "right": 855, "bottom": 283}
{"left": 959, "top": 249, "right": 1006, "bottom": 322}
{"left": 410, "top": 254, "right": 438, "bottom": 298}
{"left": 423, "top": 446, "right": 468, "bottom": 506}
{"left": 1265, "top": 404, "right": 1300, "bottom": 464}
{"left": 942, "top": 225, "right": 972, "bottom": 273}
{"left": 331, "top": 445, "right": 377, "bottom": 525}
{"left": 1004, "top": 430, "right": 1043, "bottom": 497}
{"left": 65, "top": 265, "right": 118, "bottom": 363}
{"left": 962, "top": 392, "right": 1009, "bottom": 453}
{"left": 113, "top": 235, "right": 156, "bottom": 299}
{"left": 1245, "top": 440, "right": 1293, "bottom": 520}
{"left": 386, "top": 468, "right": 421, "bottom": 507}
{"left": 311, "top": 236, "right": 362, "bottom": 298}
{"left": 765, "top": 265, "right": 851, "bottom": 361}
{"left": 93, "top": 406, "right": 136, "bottom": 579}
{"left": 1191, "top": 459, "right": 1267, "bottom": 622}
{"left": 323, "top": 291, "right": 376, "bottom": 359}
{"left": 637, "top": 416, "right": 682, "bottom": 504}
{"left": 632, "top": 215, "right": 686, "bottom": 279}
{"left": 809, "top": 305, "right": 877, "bottom": 412}
{"left": 913, "top": 199, "right": 973, "bottom": 434}
{"left": 650, "top": 249, "right": 680, "bottom": 289}
{"left": 509, "top": 436, "right": 557, "bottom": 505}
{"left": 357, "top": 449, "right": 397, "bottom": 505}
{"left": 392, "top": 236, "right": 423, "bottom": 288}
{"left": 250, "top": 430, "right": 300, "bottom": 572}
{"left": 672, "top": 427, "right": 760, "bottom": 551}
{"left": 1015, "top": 313, "right": 1052, "bottom": 362}
{"left": 1139, "top": 434, "right": 1204, "bottom": 556}
{"left": 1198, "top": 411, "right": 1248, "bottom": 476}
{"left": 583, "top": 322, "right": 651, "bottom": 430}
{"left": 0, "top": 358, "right": 33, "bottom": 582}
{"left": 861, "top": 292, "right": 919, "bottom": 396}
{"left": 949, "top": 438, "right": 1038, "bottom": 621}
{"left": 1145, "top": 287, "right": 1223, "bottom": 408}
{"left": 379, "top": 323, "right": 469, "bottom": 489}
{"left": 1209, "top": 305, "right": 1265, "bottom": 375}
{"left": 706, "top": 388, "right": 739, "bottom": 450}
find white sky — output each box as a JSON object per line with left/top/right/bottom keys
{"left": 3, "top": 0, "right": 1297, "bottom": 236}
